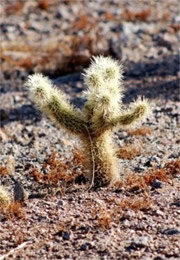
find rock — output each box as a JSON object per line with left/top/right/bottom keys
{"left": 79, "top": 243, "right": 92, "bottom": 251}
{"left": 78, "top": 225, "right": 90, "bottom": 234}
{"left": 13, "top": 95, "right": 21, "bottom": 103}
{"left": 134, "top": 166, "right": 146, "bottom": 172}
{"left": 173, "top": 15, "right": 180, "bottom": 23}
{"left": 62, "top": 231, "right": 70, "bottom": 240}
{"left": 170, "top": 201, "right": 180, "bottom": 207}
{"left": 12, "top": 178, "right": 27, "bottom": 202}
{"left": 156, "top": 210, "right": 164, "bottom": 216}
{"left": 125, "top": 243, "right": 138, "bottom": 252}
{"left": 144, "top": 156, "right": 160, "bottom": 167}
{"left": 168, "top": 152, "right": 179, "bottom": 159}
{"left": 55, "top": 6, "right": 73, "bottom": 21}
{"left": 126, "top": 210, "right": 136, "bottom": 218}
{"left": 151, "top": 179, "right": 163, "bottom": 189}
{"left": 24, "top": 163, "right": 33, "bottom": 170}
{"left": 154, "top": 35, "right": 172, "bottom": 50}
{"left": 57, "top": 200, "right": 63, "bottom": 206}
{"left": 79, "top": 243, "right": 88, "bottom": 251}
{"left": 55, "top": 230, "right": 70, "bottom": 240}
{"left": 109, "top": 39, "right": 122, "bottom": 59}
{"left": 163, "top": 229, "right": 180, "bottom": 235}
{"left": 28, "top": 193, "right": 46, "bottom": 199}
{"left": 133, "top": 236, "right": 149, "bottom": 247}
{"left": 125, "top": 236, "right": 149, "bottom": 252}
{"left": 0, "top": 109, "right": 9, "bottom": 121}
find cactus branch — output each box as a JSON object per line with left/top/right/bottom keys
{"left": 109, "top": 99, "right": 150, "bottom": 129}
{"left": 44, "top": 91, "right": 85, "bottom": 134}
{"left": 26, "top": 74, "right": 86, "bottom": 134}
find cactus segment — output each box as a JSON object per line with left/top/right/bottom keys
{"left": 26, "top": 74, "right": 86, "bottom": 134}
{"left": 110, "top": 99, "right": 150, "bottom": 128}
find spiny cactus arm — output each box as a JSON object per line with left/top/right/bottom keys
{"left": 83, "top": 56, "right": 124, "bottom": 120}
{"left": 110, "top": 99, "right": 150, "bottom": 128}
{"left": 26, "top": 74, "right": 86, "bottom": 134}
{"left": 83, "top": 56, "right": 124, "bottom": 90}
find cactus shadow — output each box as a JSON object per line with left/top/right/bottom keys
{"left": 123, "top": 77, "right": 179, "bottom": 103}
{"left": 1, "top": 104, "right": 41, "bottom": 127}
{"left": 121, "top": 53, "right": 179, "bottom": 103}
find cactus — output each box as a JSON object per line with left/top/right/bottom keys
{"left": 0, "top": 185, "right": 11, "bottom": 211}
{"left": 26, "top": 56, "right": 150, "bottom": 188}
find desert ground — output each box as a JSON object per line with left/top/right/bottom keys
{"left": 0, "top": 0, "right": 179, "bottom": 259}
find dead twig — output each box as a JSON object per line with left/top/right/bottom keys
{"left": 0, "top": 241, "right": 31, "bottom": 260}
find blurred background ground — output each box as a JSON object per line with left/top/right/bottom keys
{"left": 0, "top": 0, "right": 180, "bottom": 259}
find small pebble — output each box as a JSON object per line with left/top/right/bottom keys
{"left": 151, "top": 179, "right": 163, "bottom": 189}
{"left": 133, "top": 236, "right": 149, "bottom": 247}
{"left": 80, "top": 243, "right": 88, "bottom": 251}
{"left": 62, "top": 232, "right": 70, "bottom": 240}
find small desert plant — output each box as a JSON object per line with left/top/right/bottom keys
{"left": 0, "top": 185, "right": 26, "bottom": 219}
{"left": 0, "top": 185, "right": 11, "bottom": 211}
{"left": 26, "top": 56, "right": 150, "bottom": 188}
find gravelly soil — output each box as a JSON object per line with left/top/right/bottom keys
{"left": 0, "top": 0, "right": 180, "bottom": 259}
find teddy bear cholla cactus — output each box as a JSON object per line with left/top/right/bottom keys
{"left": 26, "top": 56, "right": 150, "bottom": 188}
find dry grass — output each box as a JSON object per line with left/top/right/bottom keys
{"left": 122, "top": 8, "right": 151, "bottom": 21}
{"left": 72, "top": 148, "right": 85, "bottom": 166}
{"left": 3, "top": 202, "right": 26, "bottom": 220}
{"left": 29, "top": 150, "right": 85, "bottom": 187}
{"left": 0, "top": 166, "right": 9, "bottom": 176}
{"left": 115, "top": 159, "right": 180, "bottom": 191}
{"left": 117, "top": 144, "right": 141, "bottom": 160}
{"left": 164, "top": 160, "right": 180, "bottom": 175}
{"left": 127, "top": 126, "right": 152, "bottom": 137}
{"left": 93, "top": 194, "right": 152, "bottom": 229}
{"left": 73, "top": 15, "right": 94, "bottom": 31}
{"left": 104, "top": 11, "right": 116, "bottom": 21}
{"left": 124, "top": 169, "right": 166, "bottom": 190}
{"left": 29, "top": 168, "right": 44, "bottom": 182}
{"left": 4, "top": 0, "right": 55, "bottom": 14}
{"left": 37, "top": 0, "right": 51, "bottom": 10}
{"left": 13, "top": 230, "right": 25, "bottom": 245}
{"left": 123, "top": 173, "right": 147, "bottom": 190}
{"left": 97, "top": 208, "right": 113, "bottom": 229}
{"left": 5, "top": 2, "right": 24, "bottom": 15}
{"left": 119, "top": 195, "right": 152, "bottom": 211}
{"left": 29, "top": 149, "right": 179, "bottom": 192}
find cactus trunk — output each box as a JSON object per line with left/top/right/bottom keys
{"left": 84, "top": 131, "right": 119, "bottom": 188}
